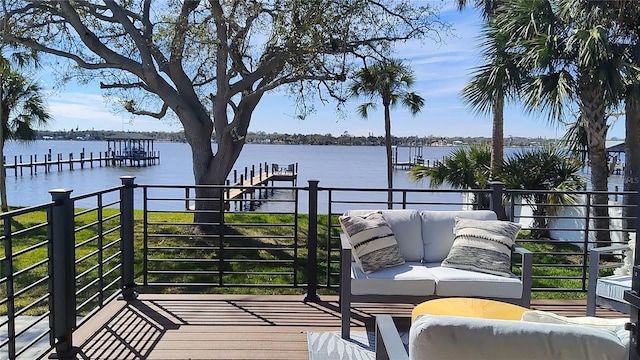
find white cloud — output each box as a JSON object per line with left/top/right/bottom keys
{"left": 46, "top": 91, "right": 180, "bottom": 132}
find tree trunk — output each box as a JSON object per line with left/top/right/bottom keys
{"left": 579, "top": 82, "right": 610, "bottom": 248}
{"left": 624, "top": 93, "right": 640, "bottom": 237}
{"left": 532, "top": 194, "right": 550, "bottom": 239}
{"left": 185, "top": 114, "right": 244, "bottom": 228}
{"left": 491, "top": 98, "right": 504, "bottom": 178}
{"left": 0, "top": 78, "right": 6, "bottom": 213}
{"left": 384, "top": 103, "right": 393, "bottom": 209}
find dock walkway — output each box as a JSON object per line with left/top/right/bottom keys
{"left": 188, "top": 163, "right": 298, "bottom": 211}
{"left": 3, "top": 148, "right": 160, "bottom": 176}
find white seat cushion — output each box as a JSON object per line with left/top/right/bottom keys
{"left": 521, "top": 310, "right": 628, "bottom": 329}
{"left": 409, "top": 315, "right": 629, "bottom": 360}
{"left": 427, "top": 264, "right": 522, "bottom": 299}
{"left": 351, "top": 262, "right": 436, "bottom": 296}
{"left": 597, "top": 274, "right": 631, "bottom": 303}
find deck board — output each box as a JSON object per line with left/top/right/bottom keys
{"left": 60, "top": 294, "right": 627, "bottom": 360}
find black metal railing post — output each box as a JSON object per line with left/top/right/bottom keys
{"left": 120, "top": 176, "right": 137, "bottom": 300}
{"left": 489, "top": 181, "right": 506, "bottom": 220}
{"left": 625, "top": 183, "right": 640, "bottom": 360}
{"left": 48, "top": 189, "right": 78, "bottom": 359}
{"left": 304, "top": 179, "right": 320, "bottom": 302}
{"left": 624, "top": 184, "right": 640, "bottom": 360}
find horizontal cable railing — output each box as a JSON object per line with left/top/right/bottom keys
{"left": 505, "top": 189, "right": 636, "bottom": 295}
{"left": 139, "top": 183, "right": 302, "bottom": 291}
{"left": 0, "top": 180, "right": 129, "bottom": 359}
{"left": 0, "top": 202, "right": 54, "bottom": 360}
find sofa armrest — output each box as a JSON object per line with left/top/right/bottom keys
{"left": 340, "top": 233, "right": 352, "bottom": 251}
{"left": 375, "top": 315, "right": 408, "bottom": 360}
{"left": 340, "top": 233, "right": 353, "bottom": 339}
{"left": 586, "top": 244, "right": 631, "bottom": 315}
{"left": 588, "top": 244, "right": 630, "bottom": 280}
{"left": 513, "top": 244, "right": 533, "bottom": 308}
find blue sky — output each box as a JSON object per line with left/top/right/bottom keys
{"left": 41, "top": 3, "right": 627, "bottom": 140}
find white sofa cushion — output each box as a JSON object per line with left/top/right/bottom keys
{"left": 427, "top": 264, "right": 522, "bottom": 299}
{"left": 409, "top": 315, "right": 629, "bottom": 360}
{"left": 351, "top": 262, "right": 436, "bottom": 296}
{"left": 420, "top": 210, "right": 497, "bottom": 263}
{"left": 521, "top": 310, "right": 628, "bottom": 329}
{"left": 345, "top": 209, "right": 423, "bottom": 262}
{"left": 597, "top": 274, "right": 631, "bottom": 303}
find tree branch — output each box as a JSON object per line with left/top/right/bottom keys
{"left": 100, "top": 81, "right": 149, "bottom": 91}
{"left": 124, "top": 101, "right": 169, "bottom": 119}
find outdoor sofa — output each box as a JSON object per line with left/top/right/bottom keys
{"left": 375, "top": 312, "right": 629, "bottom": 360}
{"left": 339, "top": 209, "right": 533, "bottom": 339}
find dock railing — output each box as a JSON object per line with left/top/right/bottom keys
{"left": 0, "top": 178, "right": 638, "bottom": 359}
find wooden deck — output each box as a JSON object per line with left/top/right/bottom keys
{"left": 60, "top": 294, "right": 627, "bottom": 360}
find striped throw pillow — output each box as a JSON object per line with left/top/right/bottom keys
{"left": 441, "top": 217, "right": 521, "bottom": 277}
{"left": 339, "top": 212, "right": 405, "bottom": 274}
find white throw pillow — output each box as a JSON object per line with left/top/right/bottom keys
{"left": 441, "top": 217, "right": 521, "bottom": 277}
{"left": 339, "top": 211, "right": 405, "bottom": 274}
{"left": 521, "top": 310, "right": 628, "bottom": 330}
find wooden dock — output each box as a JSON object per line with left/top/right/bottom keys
{"left": 392, "top": 144, "right": 438, "bottom": 169}
{"left": 3, "top": 148, "right": 160, "bottom": 176}
{"left": 188, "top": 163, "right": 298, "bottom": 211}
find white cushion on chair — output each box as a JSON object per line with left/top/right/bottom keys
{"left": 351, "top": 262, "right": 436, "bottom": 296}
{"left": 427, "top": 264, "right": 522, "bottom": 299}
{"left": 409, "top": 315, "right": 629, "bottom": 360}
{"left": 597, "top": 274, "right": 631, "bottom": 303}
{"left": 521, "top": 310, "right": 628, "bottom": 329}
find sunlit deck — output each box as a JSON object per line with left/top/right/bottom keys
{"left": 59, "top": 294, "right": 627, "bottom": 360}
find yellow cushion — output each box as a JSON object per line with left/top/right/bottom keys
{"left": 412, "top": 297, "right": 528, "bottom": 322}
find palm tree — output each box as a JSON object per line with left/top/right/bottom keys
{"left": 349, "top": 59, "right": 424, "bottom": 208}
{"left": 500, "top": 146, "right": 585, "bottom": 238}
{"left": 0, "top": 67, "right": 51, "bottom": 211}
{"left": 607, "top": 2, "right": 640, "bottom": 236}
{"left": 409, "top": 144, "right": 492, "bottom": 208}
{"left": 457, "top": 1, "right": 516, "bottom": 179}
{"left": 409, "top": 144, "right": 584, "bottom": 217}
{"left": 495, "top": 0, "right": 633, "bottom": 247}
{"left": 460, "top": 23, "right": 522, "bottom": 178}
{"left": 456, "top": 0, "right": 503, "bottom": 18}
{"left": 409, "top": 144, "right": 492, "bottom": 189}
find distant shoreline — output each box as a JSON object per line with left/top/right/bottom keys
{"left": 33, "top": 129, "right": 584, "bottom": 148}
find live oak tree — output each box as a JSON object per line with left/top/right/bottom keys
{"left": 1, "top": 1, "right": 447, "bottom": 225}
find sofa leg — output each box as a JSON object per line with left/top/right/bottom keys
{"left": 341, "top": 300, "right": 350, "bottom": 339}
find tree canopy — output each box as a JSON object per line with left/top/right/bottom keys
{"left": 0, "top": 1, "right": 449, "bottom": 222}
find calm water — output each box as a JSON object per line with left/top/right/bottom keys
{"left": 2, "top": 140, "right": 624, "bottom": 211}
